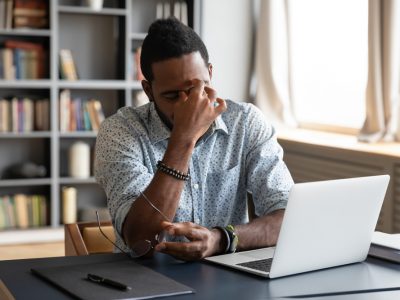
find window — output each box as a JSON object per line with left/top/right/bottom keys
{"left": 289, "top": 0, "right": 368, "bottom": 130}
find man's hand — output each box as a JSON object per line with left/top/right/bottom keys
{"left": 154, "top": 221, "right": 224, "bottom": 261}
{"left": 171, "top": 79, "right": 226, "bottom": 144}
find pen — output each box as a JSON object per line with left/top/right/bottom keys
{"left": 87, "top": 273, "right": 132, "bottom": 291}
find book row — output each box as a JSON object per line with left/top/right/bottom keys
{"left": 0, "top": 97, "right": 49, "bottom": 132}
{"left": 59, "top": 89, "right": 105, "bottom": 132}
{"left": 0, "top": 194, "right": 48, "bottom": 230}
{"left": 0, "top": 40, "right": 47, "bottom": 80}
{"left": 0, "top": 0, "right": 49, "bottom": 30}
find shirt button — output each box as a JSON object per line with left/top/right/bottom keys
{"left": 193, "top": 183, "right": 199, "bottom": 189}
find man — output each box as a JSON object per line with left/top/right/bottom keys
{"left": 95, "top": 18, "right": 293, "bottom": 261}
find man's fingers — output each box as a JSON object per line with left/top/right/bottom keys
{"left": 155, "top": 241, "right": 205, "bottom": 260}
{"left": 165, "top": 222, "right": 204, "bottom": 241}
{"left": 189, "top": 79, "right": 205, "bottom": 98}
{"left": 160, "top": 221, "right": 173, "bottom": 228}
{"left": 204, "top": 86, "right": 217, "bottom": 101}
{"left": 214, "top": 98, "right": 227, "bottom": 114}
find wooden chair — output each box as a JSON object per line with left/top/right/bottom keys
{"left": 64, "top": 221, "right": 115, "bottom": 256}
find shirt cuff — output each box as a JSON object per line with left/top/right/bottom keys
{"left": 260, "top": 193, "right": 289, "bottom": 216}
{"left": 114, "top": 197, "right": 136, "bottom": 237}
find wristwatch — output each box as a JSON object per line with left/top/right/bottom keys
{"left": 225, "top": 225, "right": 238, "bottom": 253}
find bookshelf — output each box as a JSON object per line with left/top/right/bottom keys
{"left": 0, "top": 0, "right": 201, "bottom": 240}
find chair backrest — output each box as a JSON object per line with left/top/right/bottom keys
{"left": 64, "top": 221, "right": 115, "bottom": 256}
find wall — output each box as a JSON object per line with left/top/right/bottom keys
{"left": 201, "top": 0, "right": 253, "bottom": 101}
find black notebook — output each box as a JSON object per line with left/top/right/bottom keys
{"left": 31, "top": 259, "right": 194, "bottom": 300}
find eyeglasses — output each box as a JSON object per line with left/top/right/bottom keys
{"left": 95, "top": 211, "right": 165, "bottom": 258}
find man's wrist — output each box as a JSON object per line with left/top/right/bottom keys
{"left": 162, "top": 134, "right": 195, "bottom": 174}
{"left": 211, "top": 228, "right": 229, "bottom": 255}
{"left": 169, "top": 131, "right": 197, "bottom": 149}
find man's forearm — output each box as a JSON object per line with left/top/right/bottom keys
{"left": 235, "top": 209, "right": 285, "bottom": 251}
{"left": 122, "top": 135, "right": 196, "bottom": 249}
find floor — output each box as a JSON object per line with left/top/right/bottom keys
{"left": 0, "top": 242, "right": 65, "bottom": 260}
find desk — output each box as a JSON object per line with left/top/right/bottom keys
{"left": 0, "top": 253, "right": 400, "bottom": 300}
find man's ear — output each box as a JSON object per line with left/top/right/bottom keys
{"left": 141, "top": 80, "right": 154, "bottom": 102}
{"left": 208, "top": 63, "right": 213, "bottom": 81}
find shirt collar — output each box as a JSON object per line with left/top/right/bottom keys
{"left": 147, "top": 102, "right": 230, "bottom": 145}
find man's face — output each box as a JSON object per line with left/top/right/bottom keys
{"left": 142, "top": 51, "right": 212, "bottom": 128}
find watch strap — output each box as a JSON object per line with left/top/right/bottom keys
{"left": 225, "top": 225, "right": 238, "bottom": 253}
{"left": 213, "top": 226, "right": 230, "bottom": 254}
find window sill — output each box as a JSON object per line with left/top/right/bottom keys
{"left": 277, "top": 127, "right": 400, "bottom": 159}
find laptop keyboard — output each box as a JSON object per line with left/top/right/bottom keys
{"left": 237, "top": 258, "right": 273, "bottom": 273}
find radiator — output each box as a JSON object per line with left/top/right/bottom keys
{"left": 279, "top": 138, "right": 398, "bottom": 233}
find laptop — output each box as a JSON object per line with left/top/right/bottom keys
{"left": 205, "top": 175, "right": 390, "bottom": 278}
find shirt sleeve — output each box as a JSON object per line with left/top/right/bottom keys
{"left": 244, "top": 104, "right": 294, "bottom": 216}
{"left": 94, "top": 114, "right": 153, "bottom": 238}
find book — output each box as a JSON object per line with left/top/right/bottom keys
{"left": 13, "top": 0, "right": 47, "bottom": 17}
{"left": 83, "top": 102, "right": 92, "bottom": 131}
{"left": 5, "top": 40, "right": 46, "bottom": 79}
{"left": 59, "top": 89, "right": 71, "bottom": 132}
{"left": 11, "top": 97, "right": 19, "bottom": 132}
{"left": 14, "top": 194, "right": 29, "bottom": 229}
{"left": 34, "top": 99, "right": 50, "bottom": 131}
{"left": 369, "top": 231, "right": 400, "bottom": 263}
{"left": 5, "top": 0, "right": 13, "bottom": 29}
{"left": 31, "top": 258, "right": 195, "bottom": 300}
{"left": 59, "top": 49, "right": 78, "bottom": 80}
{"left": 69, "top": 97, "right": 77, "bottom": 131}
{"left": 86, "top": 100, "right": 99, "bottom": 131}
{"left": 39, "top": 195, "right": 48, "bottom": 226}
{"left": 13, "top": 0, "right": 48, "bottom": 29}
{"left": 0, "top": 194, "right": 47, "bottom": 229}
{"left": 22, "top": 98, "right": 34, "bottom": 132}
{"left": 13, "top": 49, "right": 22, "bottom": 79}
{"left": 13, "top": 16, "right": 48, "bottom": 28}
{"left": 3, "top": 195, "right": 16, "bottom": 228}
{"left": 2, "top": 48, "right": 15, "bottom": 80}
{"left": 92, "top": 99, "right": 105, "bottom": 127}
{"left": 0, "top": 99, "right": 10, "bottom": 132}
{"left": 372, "top": 231, "right": 400, "bottom": 250}
{"left": 0, "top": 197, "right": 6, "bottom": 229}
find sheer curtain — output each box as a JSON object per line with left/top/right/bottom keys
{"left": 254, "top": 0, "right": 400, "bottom": 140}
{"left": 359, "top": 0, "right": 400, "bottom": 142}
{"left": 253, "top": 0, "right": 297, "bottom": 127}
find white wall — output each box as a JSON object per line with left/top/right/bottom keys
{"left": 201, "top": 0, "right": 253, "bottom": 101}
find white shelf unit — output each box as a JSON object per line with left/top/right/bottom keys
{"left": 0, "top": 0, "right": 201, "bottom": 240}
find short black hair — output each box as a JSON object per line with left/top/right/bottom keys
{"left": 140, "top": 18, "right": 209, "bottom": 81}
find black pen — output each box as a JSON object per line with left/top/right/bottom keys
{"left": 87, "top": 273, "right": 132, "bottom": 291}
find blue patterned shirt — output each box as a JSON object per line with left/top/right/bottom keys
{"left": 95, "top": 100, "right": 294, "bottom": 251}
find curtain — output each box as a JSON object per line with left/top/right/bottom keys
{"left": 359, "top": 0, "right": 400, "bottom": 142}
{"left": 253, "top": 0, "right": 297, "bottom": 127}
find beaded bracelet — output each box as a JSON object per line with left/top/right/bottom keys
{"left": 156, "top": 160, "right": 190, "bottom": 181}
